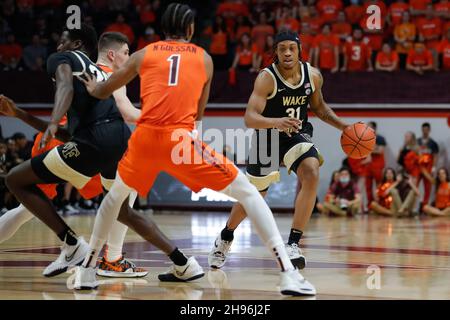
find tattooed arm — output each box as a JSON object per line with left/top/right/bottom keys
{"left": 309, "top": 66, "right": 350, "bottom": 131}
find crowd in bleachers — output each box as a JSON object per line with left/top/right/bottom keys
{"left": 316, "top": 122, "right": 449, "bottom": 218}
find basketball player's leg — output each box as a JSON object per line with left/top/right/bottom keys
{"left": 0, "top": 204, "right": 33, "bottom": 243}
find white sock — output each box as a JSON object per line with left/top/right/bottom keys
{"left": 105, "top": 222, "right": 128, "bottom": 262}
{"left": 83, "top": 173, "right": 133, "bottom": 268}
{"left": 221, "top": 171, "right": 295, "bottom": 272}
{"left": 0, "top": 204, "right": 34, "bottom": 243}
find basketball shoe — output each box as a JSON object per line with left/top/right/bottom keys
{"left": 158, "top": 256, "right": 205, "bottom": 282}
{"left": 74, "top": 266, "right": 99, "bottom": 290}
{"left": 208, "top": 234, "right": 233, "bottom": 269}
{"left": 43, "top": 237, "right": 90, "bottom": 277}
{"left": 97, "top": 255, "right": 148, "bottom": 278}
{"left": 286, "top": 243, "right": 306, "bottom": 269}
{"left": 279, "top": 269, "right": 316, "bottom": 296}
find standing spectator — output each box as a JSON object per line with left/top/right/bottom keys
{"left": 375, "top": 43, "right": 399, "bottom": 71}
{"left": 360, "top": 10, "right": 386, "bottom": 53}
{"left": 341, "top": 28, "right": 373, "bottom": 72}
{"left": 423, "top": 168, "right": 450, "bottom": 217}
{"left": 276, "top": 6, "right": 300, "bottom": 32}
{"left": 410, "top": 0, "right": 432, "bottom": 17}
{"left": 12, "top": 132, "right": 32, "bottom": 161}
{"left": 416, "top": 4, "right": 442, "bottom": 70}
{"left": 434, "top": 0, "right": 450, "bottom": 18}
{"left": 22, "top": 34, "right": 47, "bottom": 71}
{"left": 362, "top": 0, "right": 387, "bottom": 17}
{"left": 233, "top": 15, "right": 252, "bottom": 44}
{"left": 230, "top": 33, "right": 258, "bottom": 72}
{"left": 406, "top": 42, "right": 434, "bottom": 74}
{"left": 439, "top": 28, "right": 450, "bottom": 70}
{"left": 345, "top": 0, "right": 364, "bottom": 26}
{"left": 323, "top": 167, "right": 362, "bottom": 217}
{"left": 205, "top": 15, "right": 229, "bottom": 70}
{"left": 257, "top": 34, "right": 274, "bottom": 69}
{"left": 137, "top": 26, "right": 160, "bottom": 51}
{"left": 332, "top": 11, "right": 352, "bottom": 44}
{"left": 313, "top": 23, "right": 340, "bottom": 72}
{"left": 300, "top": 22, "right": 315, "bottom": 63}
{"left": 394, "top": 11, "right": 417, "bottom": 68}
{"left": 362, "top": 121, "right": 386, "bottom": 208}
{"left": 251, "top": 12, "right": 275, "bottom": 52}
{"left": 105, "top": 13, "right": 135, "bottom": 46}
{"left": 0, "top": 33, "right": 22, "bottom": 71}
{"left": 302, "top": 6, "right": 324, "bottom": 36}
{"left": 316, "top": 0, "right": 343, "bottom": 24}
{"left": 397, "top": 131, "right": 421, "bottom": 183}
{"left": 417, "top": 122, "right": 440, "bottom": 206}
{"left": 388, "top": 0, "right": 410, "bottom": 27}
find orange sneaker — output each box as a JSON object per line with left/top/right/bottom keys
{"left": 97, "top": 255, "right": 148, "bottom": 278}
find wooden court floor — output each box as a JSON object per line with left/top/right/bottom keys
{"left": 0, "top": 211, "right": 449, "bottom": 300}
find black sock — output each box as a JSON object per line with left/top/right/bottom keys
{"left": 57, "top": 228, "right": 78, "bottom": 246}
{"left": 169, "top": 248, "right": 188, "bottom": 266}
{"left": 288, "top": 229, "right": 303, "bottom": 245}
{"left": 221, "top": 226, "right": 234, "bottom": 242}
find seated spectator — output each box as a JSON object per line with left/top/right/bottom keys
{"left": 439, "top": 28, "right": 450, "bottom": 70}
{"left": 388, "top": 0, "right": 410, "bottom": 27}
{"left": 394, "top": 11, "right": 417, "bottom": 68}
{"left": 204, "top": 15, "right": 229, "bottom": 70}
{"left": 105, "top": 13, "right": 135, "bottom": 46}
{"left": 276, "top": 6, "right": 300, "bottom": 32}
{"left": 12, "top": 132, "right": 32, "bottom": 161}
{"left": 344, "top": 0, "right": 364, "bottom": 26}
{"left": 23, "top": 34, "right": 47, "bottom": 71}
{"left": 316, "top": 0, "right": 343, "bottom": 24}
{"left": 416, "top": 4, "right": 442, "bottom": 70}
{"left": 332, "top": 11, "right": 352, "bottom": 43}
{"left": 375, "top": 43, "right": 399, "bottom": 71}
{"left": 397, "top": 131, "right": 420, "bottom": 183}
{"left": 0, "top": 33, "right": 22, "bottom": 71}
{"left": 323, "top": 167, "right": 362, "bottom": 217}
{"left": 342, "top": 28, "right": 373, "bottom": 72}
{"left": 406, "top": 42, "right": 434, "bottom": 74}
{"left": 423, "top": 168, "right": 450, "bottom": 217}
{"left": 137, "top": 26, "right": 160, "bottom": 51}
{"left": 0, "top": 139, "right": 7, "bottom": 174}
{"left": 5, "top": 138, "right": 22, "bottom": 172}
{"left": 410, "top": 0, "right": 432, "bottom": 17}
{"left": 257, "top": 34, "right": 274, "bottom": 69}
{"left": 251, "top": 12, "right": 275, "bottom": 52}
{"left": 316, "top": 170, "right": 339, "bottom": 214}
{"left": 230, "top": 33, "right": 259, "bottom": 72}
{"left": 313, "top": 23, "right": 340, "bottom": 72}
{"left": 370, "top": 168, "right": 419, "bottom": 217}
{"left": 300, "top": 22, "right": 315, "bottom": 63}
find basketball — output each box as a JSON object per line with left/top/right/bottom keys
{"left": 340, "top": 123, "right": 376, "bottom": 159}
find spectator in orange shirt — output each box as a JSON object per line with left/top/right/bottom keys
{"left": 423, "top": 168, "right": 450, "bottom": 217}
{"left": 341, "top": 28, "right": 373, "bottom": 72}
{"left": 406, "top": 42, "right": 434, "bottom": 74}
{"left": 394, "top": 11, "right": 417, "bottom": 68}
{"left": 388, "top": 0, "right": 410, "bottom": 27}
{"left": 316, "top": 0, "right": 343, "bottom": 23}
{"left": 345, "top": 0, "right": 365, "bottom": 26}
{"left": 256, "top": 34, "right": 274, "bottom": 69}
{"left": 276, "top": 6, "right": 300, "bottom": 32}
{"left": 416, "top": 4, "right": 442, "bottom": 69}
{"left": 217, "top": 0, "right": 249, "bottom": 19}
{"left": 231, "top": 33, "right": 259, "bottom": 72}
{"left": 136, "top": 26, "right": 160, "bottom": 51}
{"left": 105, "top": 13, "right": 135, "bottom": 46}
{"left": 360, "top": 13, "right": 386, "bottom": 52}
{"left": 375, "top": 43, "right": 399, "bottom": 71}
{"left": 251, "top": 12, "right": 275, "bottom": 52}
{"left": 410, "top": 0, "right": 432, "bottom": 17}
{"left": 300, "top": 22, "right": 315, "bottom": 63}
{"left": 139, "top": 2, "right": 156, "bottom": 25}
{"left": 0, "top": 33, "right": 22, "bottom": 71}
{"left": 439, "top": 28, "right": 450, "bottom": 69}
{"left": 313, "top": 23, "right": 340, "bottom": 72}
{"left": 205, "top": 15, "right": 229, "bottom": 70}
{"left": 362, "top": 0, "right": 387, "bottom": 17}
{"left": 434, "top": 0, "right": 450, "bottom": 18}
{"left": 332, "top": 11, "right": 352, "bottom": 43}
{"left": 301, "top": 6, "right": 324, "bottom": 35}
{"left": 233, "top": 15, "right": 252, "bottom": 43}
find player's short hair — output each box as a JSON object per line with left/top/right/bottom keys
{"left": 161, "top": 3, "right": 195, "bottom": 38}
{"left": 339, "top": 167, "right": 351, "bottom": 174}
{"left": 422, "top": 122, "right": 431, "bottom": 129}
{"left": 98, "top": 32, "right": 129, "bottom": 52}
{"left": 66, "top": 23, "right": 98, "bottom": 58}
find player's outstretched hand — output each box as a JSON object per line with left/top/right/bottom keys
{"left": 0, "top": 94, "right": 19, "bottom": 117}
{"left": 76, "top": 72, "right": 99, "bottom": 98}
{"left": 40, "top": 123, "right": 58, "bottom": 150}
{"left": 274, "top": 117, "right": 302, "bottom": 137}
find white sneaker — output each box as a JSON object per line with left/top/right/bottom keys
{"left": 158, "top": 256, "right": 205, "bottom": 282}
{"left": 63, "top": 204, "right": 79, "bottom": 215}
{"left": 286, "top": 243, "right": 306, "bottom": 270}
{"left": 279, "top": 269, "right": 316, "bottom": 296}
{"left": 74, "top": 266, "right": 99, "bottom": 290}
{"left": 43, "top": 237, "right": 89, "bottom": 277}
{"left": 208, "top": 234, "right": 233, "bottom": 269}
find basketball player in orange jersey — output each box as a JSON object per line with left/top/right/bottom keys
{"left": 208, "top": 30, "right": 351, "bottom": 270}
{"left": 75, "top": 3, "right": 316, "bottom": 296}
{"left": 0, "top": 32, "right": 150, "bottom": 278}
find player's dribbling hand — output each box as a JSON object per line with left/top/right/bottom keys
{"left": 40, "top": 123, "right": 58, "bottom": 150}
{"left": 274, "top": 117, "right": 301, "bottom": 137}
{"left": 0, "top": 94, "right": 19, "bottom": 117}
{"left": 77, "top": 72, "right": 98, "bottom": 97}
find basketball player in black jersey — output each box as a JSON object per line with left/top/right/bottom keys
{"left": 209, "top": 31, "right": 350, "bottom": 269}
{"left": 4, "top": 25, "right": 198, "bottom": 281}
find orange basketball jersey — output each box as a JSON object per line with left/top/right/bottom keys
{"left": 138, "top": 41, "right": 207, "bottom": 130}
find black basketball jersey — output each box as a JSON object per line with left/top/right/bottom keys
{"left": 260, "top": 61, "right": 315, "bottom": 138}
{"left": 46, "top": 50, "right": 122, "bottom": 136}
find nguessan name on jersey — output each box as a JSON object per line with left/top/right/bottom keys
{"left": 153, "top": 44, "right": 197, "bottom": 53}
